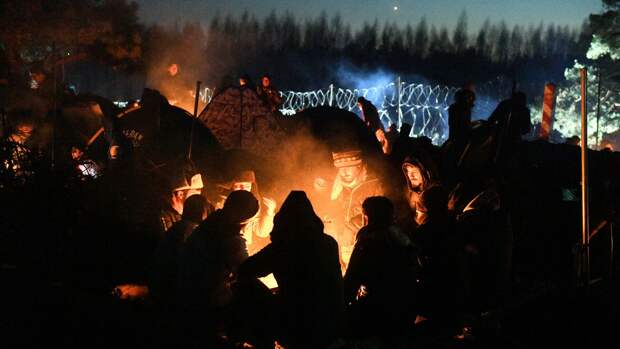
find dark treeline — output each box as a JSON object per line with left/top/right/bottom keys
{"left": 142, "top": 10, "right": 592, "bottom": 92}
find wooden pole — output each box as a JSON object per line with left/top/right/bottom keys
{"left": 188, "top": 80, "right": 201, "bottom": 160}
{"left": 580, "top": 68, "right": 590, "bottom": 292}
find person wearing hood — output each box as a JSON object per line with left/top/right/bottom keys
{"left": 238, "top": 191, "right": 344, "bottom": 349}
{"left": 401, "top": 155, "right": 439, "bottom": 218}
{"left": 343, "top": 196, "right": 418, "bottom": 338}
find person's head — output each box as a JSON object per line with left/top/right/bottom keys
{"left": 463, "top": 89, "right": 476, "bottom": 108}
{"left": 261, "top": 75, "right": 271, "bottom": 88}
{"left": 109, "top": 145, "right": 120, "bottom": 159}
{"left": 239, "top": 73, "right": 251, "bottom": 87}
{"left": 182, "top": 194, "right": 209, "bottom": 223}
{"left": 231, "top": 170, "right": 256, "bottom": 193}
{"left": 169, "top": 171, "right": 203, "bottom": 213}
{"left": 232, "top": 181, "right": 251, "bottom": 192}
{"left": 512, "top": 91, "right": 527, "bottom": 108}
{"left": 222, "top": 190, "right": 259, "bottom": 227}
{"left": 333, "top": 150, "right": 364, "bottom": 185}
{"left": 403, "top": 162, "right": 423, "bottom": 190}
{"left": 362, "top": 196, "right": 394, "bottom": 227}
{"left": 71, "top": 144, "right": 85, "bottom": 161}
{"left": 415, "top": 185, "right": 448, "bottom": 225}
{"left": 357, "top": 96, "right": 368, "bottom": 112}
{"left": 167, "top": 63, "right": 179, "bottom": 77}
{"left": 271, "top": 191, "right": 323, "bottom": 243}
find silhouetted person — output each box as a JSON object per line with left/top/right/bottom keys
{"left": 344, "top": 196, "right": 418, "bottom": 338}
{"left": 488, "top": 91, "right": 532, "bottom": 163}
{"left": 256, "top": 74, "right": 283, "bottom": 112}
{"left": 413, "top": 185, "right": 467, "bottom": 335}
{"left": 448, "top": 88, "right": 475, "bottom": 143}
{"left": 453, "top": 181, "right": 512, "bottom": 317}
{"left": 149, "top": 194, "right": 209, "bottom": 306}
{"left": 357, "top": 96, "right": 383, "bottom": 133}
{"left": 238, "top": 191, "right": 344, "bottom": 349}
{"left": 176, "top": 190, "right": 259, "bottom": 347}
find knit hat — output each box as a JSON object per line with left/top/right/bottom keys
{"left": 332, "top": 150, "right": 363, "bottom": 168}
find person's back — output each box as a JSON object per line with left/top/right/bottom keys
{"left": 448, "top": 89, "right": 474, "bottom": 143}
{"left": 489, "top": 92, "right": 532, "bottom": 145}
{"left": 344, "top": 196, "right": 418, "bottom": 337}
{"left": 150, "top": 194, "right": 208, "bottom": 305}
{"left": 178, "top": 191, "right": 258, "bottom": 309}
{"left": 238, "top": 191, "right": 344, "bottom": 348}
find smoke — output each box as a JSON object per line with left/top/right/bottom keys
{"left": 143, "top": 23, "right": 212, "bottom": 113}
{"left": 333, "top": 61, "right": 396, "bottom": 109}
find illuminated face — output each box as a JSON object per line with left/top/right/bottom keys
{"left": 232, "top": 181, "right": 252, "bottom": 192}
{"left": 405, "top": 164, "right": 423, "bottom": 190}
{"left": 338, "top": 165, "right": 362, "bottom": 185}
{"left": 262, "top": 77, "right": 270, "bottom": 87}
{"left": 30, "top": 72, "right": 46, "bottom": 86}
{"left": 71, "top": 147, "right": 84, "bottom": 161}
{"left": 16, "top": 123, "right": 34, "bottom": 139}
{"left": 167, "top": 64, "right": 179, "bottom": 77}
{"left": 239, "top": 78, "right": 247, "bottom": 86}
{"left": 109, "top": 145, "right": 120, "bottom": 159}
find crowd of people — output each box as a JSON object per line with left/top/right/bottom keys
{"left": 2, "top": 63, "right": 613, "bottom": 349}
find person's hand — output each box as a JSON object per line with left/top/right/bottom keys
{"left": 314, "top": 177, "right": 328, "bottom": 192}
{"left": 263, "top": 197, "right": 276, "bottom": 215}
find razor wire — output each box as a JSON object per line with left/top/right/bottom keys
{"left": 199, "top": 78, "right": 512, "bottom": 145}
{"left": 277, "top": 81, "right": 458, "bottom": 144}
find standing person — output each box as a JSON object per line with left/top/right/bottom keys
{"left": 448, "top": 88, "right": 475, "bottom": 144}
{"left": 238, "top": 191, "right": 344, "bottom": 349}
{"left": 343, "top": 196, "right": 418, "bottom": 338}
{"left": 256, "top": 74, "right": 283, "bottom": 112}
{"left": 488, "top": 91, "right": 532, "bottom": 163}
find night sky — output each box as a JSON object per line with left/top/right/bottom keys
{"left": 136, "top": 0, "right": 603, "bottom": 31}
